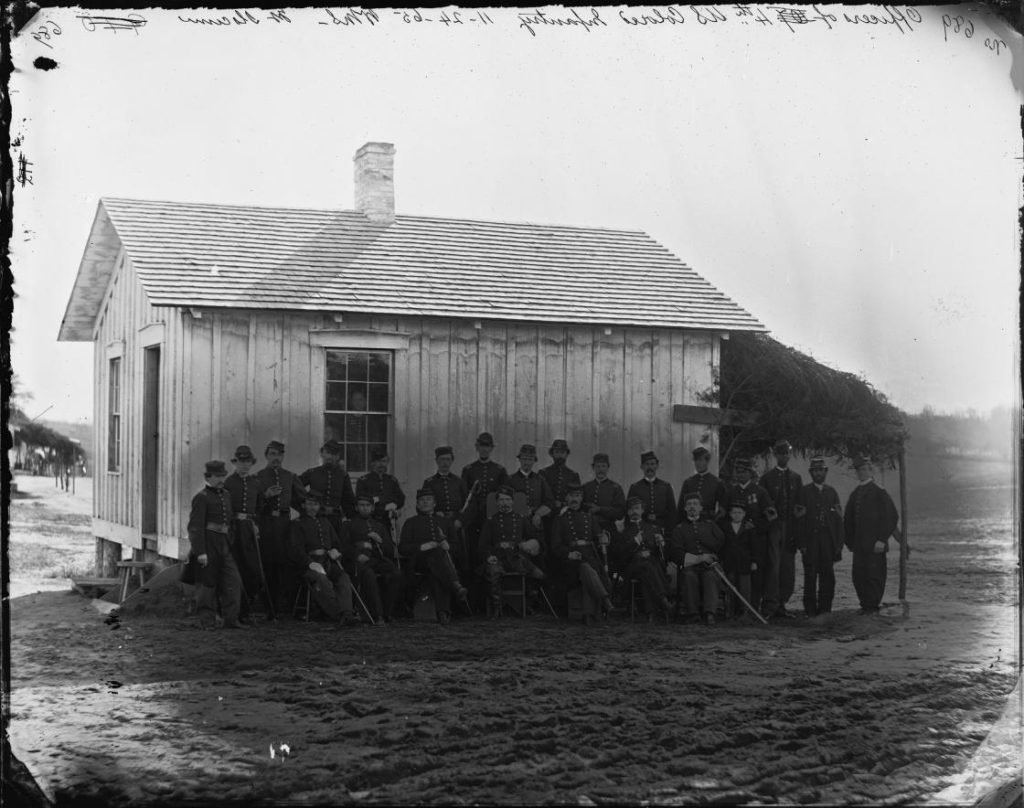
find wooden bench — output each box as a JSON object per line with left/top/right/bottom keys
{"left": 71, "top": 577, "right": 120, "bottom": 598}
{"left": 116, "top": 561, "right": 154, "bottom": 603}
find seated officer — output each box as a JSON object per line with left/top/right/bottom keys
{"left": 550, "top": 482, "right": 614, "bottom": 618}
{"left": 478, "top": 485, "right": 546, "bottom": 616}
{"left": 342, "top": 494, "right": 402, "bottom": 624}
{"left": 716, "top": 498, "right": 758, "bottom": 620}
{"left": 290, "top": 492, "right": 360, "bottom": 626}
{"left": 669, "top": 492, "right": 726, "bottom": 625}
{"left": 611, "top": 496, "right": 672, "bottom": 618}
{"left": 398, "top": 488, "right": 470, "bottom": 625}
{"left": 356, "top": 448, "right": 406, "bottom": 540}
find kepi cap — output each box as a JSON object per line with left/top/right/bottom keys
{"left": 640, "top": 450, "right": 658, "bottom": 464}
{"left": 772, "top": 439, "right": 793, "bottom": 454}
{"left": 626, "top": 496, "right": 644, "bottom": 508}
{"left": 476, "top": 432, "right": 494, "bottom": 446}
{"left": 518, "top": 444, "right": 537, "bottom": 458}
{"left": 265, "top": 440, "right": 285, "bottom": 454}
{"left": 205, "top": 460, "right": 227, "bottom": 476}
{"left": 497, "top": 485, "right": 515, "bottom": 498}
{"left": 733, "top": 457, "right": 752, "bottom": 472}
{"left": 232, "top": 445, "right": 255, "bottom": 462}
{"left": 592, "top": 452, "right": 610, "bottom": 465}
{"left": 683, "top": 492, "right": 702, "bottom": 504}
{"left": 852, "top": 455, "right": 872, "bottom": 469}
{"left": 435, "top": 445, "right": 454, "bottom": 458}
{"left": 369, "top": 447, "right": 388, "bottom": 462}
{"left": 809, "top": 456, "right": 827, "bottom": 470}
{"left": 356, "top": 493, "right": 374, "bottom": 505}
{"left": 549, "top": 439, "right": 570, "bottom": 453}
{"left": 321, "top": 439, "right": 343, "bottom": 455}
{"left": 692, "top": 446, "right": 711, "bottom": 459}
{"left": 415, "top": 487, "right": 434, "bottom": 500}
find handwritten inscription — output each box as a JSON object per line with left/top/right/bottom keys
{"left": 78, "top": 15, "right": 147, "bottom": 33}
{"left": 30, "top": 19, "right": 61, "bottom": 49}
{"left": 321, "top": 8, "right": 379, "bottom": 25}
{"left": 518, "top": 8, "right": 606, "bottom": 37}
{"left": 17, "top": 153, "right": 34, "bottom": 187}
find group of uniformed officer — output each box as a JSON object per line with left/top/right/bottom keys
{"left": 186, "top": 432, "right": 902, "bottom": 629}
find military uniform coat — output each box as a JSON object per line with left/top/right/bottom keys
{"left": 300, "top": 464, "right": 357, "bottom": 520}
{"left": 678, "top": 472, "right": 728, "bottom": 523}
{"left": 478, "top": 509, "right": 530, "bottom": 566}
{"left": 356, "top": 472, "right": 406, "bottom": 528}
{"left": 422, "top": 472, "right": 470, "bottom": 522}
{"left": 581, "top": 477, "right": 627, "bottom": 534}
{"left": 667, "top": 518, "right": 726, "bottom": 565}
{"left": 550, "top": 508, "right": 608, "bottom": 586}
{"left": 627, "top": 477, "right": 678, "bottom": 533}
{"left": 715, "top": 515, "right": 757, "bottom": 575}
{"left": 342, "top": 515, "right": 397, "bottom": 566}
{"left": 610, "top": 519, "right": 664, "bottom": 574}
{"left": 761, "top": 466, "right": 804, "bottom": 549}
{"left": 796, "top": 483, "right": 843, "bottom": 563}
{"left": 727, "top": 482, "right": 775, "bottom": 537}
{"left": 538, "top": 463, "right": 582, "bottom": 509}
{"left": 843, "top": 481, "right": 898, "bottom": 553}
{"left": 460, "top": 459, "right": 508, "bottom": 526}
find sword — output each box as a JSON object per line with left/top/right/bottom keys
{"left": 709, "top": 561, "right": 767, "bottom": 625}
{"left": 335, "top": 558, "right": 375, "bottom": 625}
{"left": 250, "top": 523, "right": 277, "bottom": 622}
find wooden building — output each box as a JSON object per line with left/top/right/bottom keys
{"left": 58, "top": 142, "right": 765, "bottom": 564}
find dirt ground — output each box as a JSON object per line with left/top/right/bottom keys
{"left": 6, "top": 471, "right": 1022, "bottom": 806}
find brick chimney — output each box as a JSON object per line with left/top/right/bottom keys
{"left": 353, "top": 142, "right": 396, "bottom": 224}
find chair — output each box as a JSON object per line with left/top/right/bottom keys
{"left": 292, "top": 582, "right": 312, "bottom": 621}
{"left": 567, "top": 586, "right": 601, "bottom": 622}
{"left": 116, "top": 560, "right": 153, "bottom": 603}
{"left": 497, "top": 573, "right": 528, "bottom": 617}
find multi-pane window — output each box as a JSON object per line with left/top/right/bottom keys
{"left": 324, "top": 350, "right": 391, "bottom": 474}
{"left": 108, "top": 357, "right": 121, "bottom": 472}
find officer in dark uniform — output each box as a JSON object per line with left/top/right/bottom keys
{"left": 728, "top": 457, "right": 777, "bottom": 618}
{"left": 795, "top": 456, "right": 843, "bottom": 617}
{"left": 300, "top": 440, "right": 357, "bottom": 534}
{"left": 550, "top": 482, "right": 614, "bottom": 619}
{"left": 581, "top": 452, "right": 627, "bottom": 535}
{"left": 289, "top": 491, "right": 360, "bottom": 626}
{"left": 461, "top": 432, "right": 509, "bottom": 533}
{"left": 844, "top": 456, "right": 902, "bottom": 615}
{"left": 355, "top": 448, "right": 406, "bottom": 540}
{"left": 224, "top": 445, "right": 267, "bottom": 622}
{"left": 669, "top": 492, "right": 726, "bottom": 625}
{"left": 677, "top": 446, "right": 728, "bottom": 523}
{"left": 538, "top": 439, "right": 582, "bottom": 516}
{"left": 760, "top": 439, "right": 804, "bottom": 619}
{"left": 342, "top": 493, "right": 402, "bottom": 624}
{"left": 399, "top": 488, "right": 470, "bottom": 625}
{"left": 256, "top": 440, "right": 307, "bottom": 613}
{"left": 611, "top": 496, "right": 672, "bottom": 619}
{"left": 187, "top": 460, "right": 245, "bottom": 630}
{"left": 506, "top": 444, "right": 555, "bottom": 561}
{"left": 423, "top": 445, "right": 471, "bottom": 574}
{"left": 478, "top": 485, "right": 546, "bottom": 616}
{"left": 627, "top": 450, "right": 678, "bottom": 534}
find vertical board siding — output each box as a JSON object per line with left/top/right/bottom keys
{"left": 540, "top": 325, "right": 566, "bottom": 444}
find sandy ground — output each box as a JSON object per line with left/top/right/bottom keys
{"left": 6, "top": 473, "right": 1022, "bottom": 806}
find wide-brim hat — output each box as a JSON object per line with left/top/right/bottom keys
{"left": 232, "top": 445, "right": 255, "bottom": 462}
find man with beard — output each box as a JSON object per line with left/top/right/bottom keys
{"left": 290, "top": 492, "right": 361, "bottom": 626}
{"left": 256, "top": 440, "right": 307, "bottom": 613}
{"left": 795, "top": 457, "right": 844, "bottom": 617}
{"left": 727, "top": 457, "right": 777, "bottom": 618}
{"left": 539, "top": 439, "right": 581, "bottom": 517}
{"left": 581, "top": 452, "right": 627, "bottom": 535}
{"left": 399, "top": 488, "right": 470, "bottom": 625}
{"left": 551, "top": 482, "right": 614, "bottom": 620}
{"left": 423, "top": 445, "right": 471, "bottom": 575}
{"left": 760, "top": 439, "right": 804, "bottom": 620}
{"left": 460, "top": 432, "right": 508, "bottom": 549}
{"left": 844, "top": 456, "right": 902, "bottom": 615}
{"left": 300, "top": 440, "right": 357, "bottom": 533}
{"left": 355, "top": 448, "right": 406, "bottom": 540}
{"left": 342, "top": 493, "right": 402, "bottom": 625}
{"left": 677, "top": 446, "right": 728, "bottom": 524}
{"left": 224, "top": 445, "right": 267, "bottom": 623}
{"left": 669, "top": 492, "right": 726, "bottom": 625}
{"left": 478, "top": 485, "right": 546, "bottom": 617}
{"left": 188, "top": 460, "right": 244, "bottom": 630}
{"left": 611, "top": 496, "right": 672, "bottom": 620}
{"left": 627, "top": 451, "right": 677, "bottom": 534}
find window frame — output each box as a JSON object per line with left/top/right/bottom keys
{"left": 322, "top": 348, "right": 395, "bottom": 477}
{"left": 107, "top": 356, "right": 122, "bottom": 473}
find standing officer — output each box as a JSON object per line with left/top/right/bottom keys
{"left": 356, "top": 448, "right": 406, "bottom": 540}
{"left": 300, "top": 440, "right": 357, "bottom": 534}
{"left": 627, "top": 451, "right": 678, "bottom": 534}
{"left": 844, "top": 456, "right": 901, "bottom": 615}
{"left": 256, "top": 440, "right": 306, "bottom": 614}
{"left": 399, "top": 488, "right": 470, "bottom": 625}
{"left": 728, "top": 457, "right": 777, "bottom": 618}
{"left": 677, "top": 446, "right": 728, "bottom": 523}
{"left": 795, "top": 457, "right": 843, "bottom": 617}
{"left": 423, "top": 446, "right": 471, "bottom": 574}
{"left": 760, "top": 439, "right": 804, "bottom": 619}
{"left": 506, "top": 444, "right": 555, "bottom": 561}
{"left": 187, "top": 460, "right": 245, "bottom": 630}
{"left": 581, "top": 452, "right": 626, "bottom": 535}
{"left": 461, "top": 432, "right": 509, "bottom": 549}
{"left": 539, "top": 439, "right": 581, "bottom": 517}
{"left": 224, "top": 445, "right": 267, "bottom": 622}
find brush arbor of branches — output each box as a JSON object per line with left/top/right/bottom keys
{"left": 700, "top": 332, "right": 908, "bottom": 470}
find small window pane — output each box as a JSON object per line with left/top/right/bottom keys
{"left": 368, "top": 353, "right": 389, "bottom": 382}
{"left": 367, "top": 384, "right": 388, "bottom": 413}
{"left": 326, "top": 382, "right": 347, "bottom": 411}
{"left": 347, "top": 385, "right": 368, "bottom": 411}
{"left": 367, "top": 415, "right": 388, "bottom": 442}
{"left": 326, "top": 352, "right": 347, "bottom": 381}
{"left": 349, "top": 353, "right": 368, "bottom": 381}
{"left": 346, "top": 413, "right": 368, "bottom": 443}
{"left": 324, "top": 414, "right": 345, "bottom": 443}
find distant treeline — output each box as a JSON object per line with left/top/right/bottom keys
{"left": 904, "top": 406, "right": 1016, "bottom": 460}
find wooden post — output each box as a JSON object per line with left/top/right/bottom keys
{"left": 95, "top": 538, "right": 121, "bottom": 577}
{"left": 898, "top": 447, "right": 909, "bottom": 601}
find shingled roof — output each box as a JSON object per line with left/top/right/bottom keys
{"left": 59, "top": 197, "right": 765, "bottom": 340}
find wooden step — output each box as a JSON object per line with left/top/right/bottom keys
{"left": 71, "top": 577, "right": 120, "bottom": 597}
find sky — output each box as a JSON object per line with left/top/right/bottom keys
{"left": 9, "top": 4, "right": 1022, "bottom": 425}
